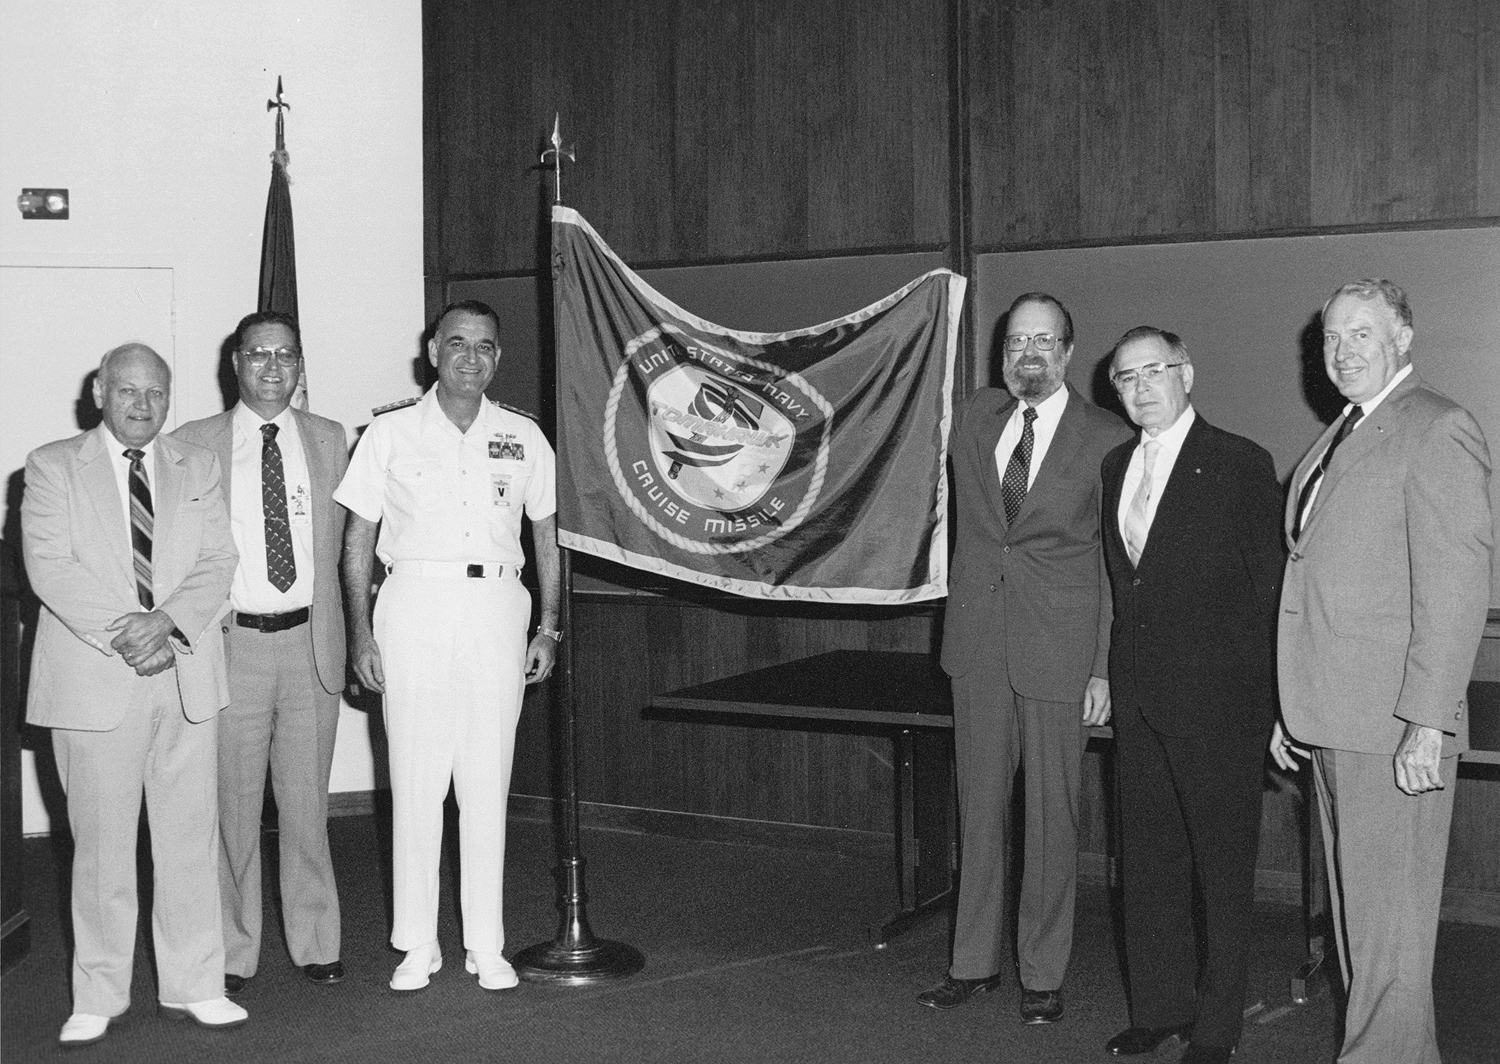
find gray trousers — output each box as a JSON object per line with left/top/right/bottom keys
{"left": 949, "top": 666, "right": 1085, "bottom": 989}
{"left": 53, "top": 669, "right": 224, "bottom": 1014}
{"left": 218, "top": 621, "right": 341, "bottom": 976}
{"left": 1314, "top": 747, "right": 1457, "bottom": 1064}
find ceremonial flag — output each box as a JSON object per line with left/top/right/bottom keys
{"left": 553, "top": 207, "right": 964, "bottom": 604}
{"left": 258, "top": 77, "right": 306, "bottom": 409}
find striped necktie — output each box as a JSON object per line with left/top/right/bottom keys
{"left": 1001, "top": 406, "right": 1038, "bottom": 525}
{"left": 124, "top": 448, "right": 154, "bottom": 609}
{"left": 261, "top": 423, "right": 297, "bottom": 593}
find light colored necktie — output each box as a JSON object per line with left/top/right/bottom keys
{"left": 1124, "top": 439, "right": 1161, "bottom": 567}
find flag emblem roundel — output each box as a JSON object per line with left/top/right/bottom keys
{"left": 604, "top": 326, "right": 833, "bottom": 554}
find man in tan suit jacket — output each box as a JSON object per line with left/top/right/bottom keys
{"left": 1273, "top": 279, "right": 1493, "bottom": 1064}
{"left": 23, "top": 344, "right": 245, "bottom": 1046}
{"left": 174, "top": 311, "right": 350, "bottom": 994}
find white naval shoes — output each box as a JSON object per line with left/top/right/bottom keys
{"left": 390, "top": 941, "right": 443, "bottom": 991}
{"left": 58, "top": 1013, "right": 111, "bottom": 1046}
{"left": 466, "top": 950, "right": 519, "bottom": 991}
{"left": 158, "top": 996, "right": 249, "bottom": 1029}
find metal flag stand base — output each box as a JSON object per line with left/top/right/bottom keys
{"left": 516, "top": 117, "right": 644, "bottom": 986}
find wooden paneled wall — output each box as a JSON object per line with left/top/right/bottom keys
{"left": 427, "top": 0, "right": 1500, "bottom": 275}
{"left": 426, "top": 0, "right": 1500, "bottom": 908}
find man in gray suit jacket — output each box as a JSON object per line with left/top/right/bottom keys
{"left": 174, "top": 312, "right": 350, "bottom": 994}
{"left": 920, "top": 293, "right": 1131, "bottom": 1023}
{"left": 24, "top": 344, "right": 245, "bottom": 1046}
{"left": 1272, "top": 279, "right": 1492, "bottom": 1064}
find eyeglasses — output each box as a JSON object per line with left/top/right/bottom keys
{"left": 1003, "top": 333, "right": 1062, "bottom": 352}
{"left": 1111, "top": 362, "right": 1186, "bottom": 390}
{"left": 241, "top": 347, "right": 302, "bottom": 367}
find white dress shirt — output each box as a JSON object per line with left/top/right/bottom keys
{"left": 1117, "top": 405, "right": 1196, "bottom": 548}
{"left": 994, "top": 384, "right": 1069, "bottom": 489}
{"left": 230, "top": 403, "right": 315, "bottom": 613}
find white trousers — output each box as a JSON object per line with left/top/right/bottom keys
{"left": 374, "top": 567, "right": 529, "bottom": 953}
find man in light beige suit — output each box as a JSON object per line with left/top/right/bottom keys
{"left": 175, "top": 311, "right": 350, "bottom": 995}
{"left": 23, "top": 344, "right": 246, "bottom": 1046}
{"left": 1272, "top": 279, "right": 1493, "bottom": 1064}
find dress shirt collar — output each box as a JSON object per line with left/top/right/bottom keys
{"left": 1339, "top": 362, "right": 1412, "bottom": 421}
{"left": 233, "top": 400, "right": 295, "bottom": 436}
{"left": 1014, "top": 382, "right": 1069, "bottom": 430}
{"left": 100, "top": 423, "right": 159, "bottom": 464}
{"left": 420, "top": 386, "right": 498, "bottom": 437}
{"left": 1135, "top": 404, "right": 1196, "bottom": 462}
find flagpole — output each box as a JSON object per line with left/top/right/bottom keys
{"left": 513, "top": 116, "right": 644, "bottom": 986}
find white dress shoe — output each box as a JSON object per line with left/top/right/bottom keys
{"left": 158, "top": 996, "right": 248, "bottom": 1028}
{"left": 465, "top": 949, "right": 519, "bottom": 991}
{"left": 390, "top": 942, "right": 442, "bottom": 991}
{"left": 58, "top": 1013, "right": 110, "bottom": 1046}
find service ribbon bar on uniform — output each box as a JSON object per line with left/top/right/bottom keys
{"left": 552, "top": 206, "right": 963, "bottom": 604}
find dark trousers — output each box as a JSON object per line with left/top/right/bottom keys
{"left": 1114, "top": 701, "right": 1267, "bottom": 1048}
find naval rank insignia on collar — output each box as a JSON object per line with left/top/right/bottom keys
{"left": 371, "top": 396, "right": 421, "bottom": 417}
{"left": 487, "top": 397, "right": 538, "bottom": 420}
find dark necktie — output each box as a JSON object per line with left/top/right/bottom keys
{"left": 124, "top": 449, "right": 154, "bottom": 610}
{"left": 1293, "top": 404, "right": 1364, "bottom": 540}
{"left": 261, "top": 423, "right": 297, "bottom": 593}
{"left": 1002, "top": 406, "right": 1038, "bottom": 526}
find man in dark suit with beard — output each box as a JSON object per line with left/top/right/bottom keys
{"left": 1099, "top": 327, "right": 1284, "bottom": 1064}
{"left": 920, "top": 293, "right": 1131, "bottom": 1025}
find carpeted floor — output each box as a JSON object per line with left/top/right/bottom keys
{"left": 3, "top": 810, "right": 1498, "bottom": 1063}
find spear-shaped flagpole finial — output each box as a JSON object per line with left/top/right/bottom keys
{"left": 540, "top": 112, "right": 576, "bottom": 204}
{"left": 266, "top": 76, "right": 291, "bottom": 160}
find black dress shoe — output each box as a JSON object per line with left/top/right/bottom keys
{"left": 1180, "top": 1044, "right": 1234, "bottom": 1064}
{"left": 303, "top": 961, "right": 345, "bottom": 985}
{"left": 1019, "top": 987, "right": 1063, "bottom": 1024}
{"left": 224, "top": 974, "right": 248, "bottom": 996}
{"left": 1106, "top": 1023, "right": 1194, "bottom": 1056}
{"left": 916, "top": 972, "right": 1005, "bottom": 1010}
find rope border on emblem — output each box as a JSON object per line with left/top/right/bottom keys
{"left": 604, "top": 325, "right": 832, "bottom": 555}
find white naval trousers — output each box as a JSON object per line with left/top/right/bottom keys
{"left": 374, "top": 564, "right": 529, "bottom": 953}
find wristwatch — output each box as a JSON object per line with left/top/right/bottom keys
{"left": 537, "top": 626, "right": 563, "bottom": 641}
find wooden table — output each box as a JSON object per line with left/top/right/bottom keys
{"left": 651, "top": 648, "right": 1114, "bottom": 945}
{"left": 650, "top": 650, "right": 958, "bottom": 944}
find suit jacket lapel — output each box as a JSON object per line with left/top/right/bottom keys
{"left": 1298, "top": 373, "right": 1421, "bottom": 544}
{"left": 1138, "top": 416, "right": 1212, "bottom": 569}
{"left": 1286, "top": 419, "right": 1337, "bottom": 544}
{"left": 1014, "top": 386, "right": 1084, "bottom": 529}
{"left": 78, "top": 429, "right": 132, "bottom": 583}
{"left": 293, "top": 408, "right": 334, "bottom": 513}
{"left": 1101, "top": 437, "right": 1132, "bottom": 562}
{"left": 152, "top": 435, "right": 187, "bottom": 553}
{"left": 206, "top": 411, "right": 234, "bottom": 504}
{"left": 972, "top": 393, "right": 1015, "bottom": 530}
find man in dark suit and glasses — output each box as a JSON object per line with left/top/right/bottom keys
{"left": 920, "top": 293, "right": 1131, "bottom": 1024}
{"left": 1099, "top": 327, "right": 1284, "bottom": 1064}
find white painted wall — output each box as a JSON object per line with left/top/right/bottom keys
{"left": 2, "top": 0, "right": 424, "bottom": 833}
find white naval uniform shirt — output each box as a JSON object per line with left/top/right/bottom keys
{"left": 229, "top": 402, "right": 315, "bottom": 613}
{"left": 332, "top": 388, "right": 557, "bottom": 565}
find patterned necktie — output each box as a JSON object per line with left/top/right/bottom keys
{"left": 1292, "top": 404, "right": 1364, "bottom": 540}
{"left": 261, "top": 423, "right": 297, "bottom": 593}
{"left": 124, "top": 449, "right": 154, "bottom": 609}
{"left": 1002, "top": 406, "right": 1038, "bottom": 526}
{"left": 1124, "top": 439, "right": 1161, "bottom": 567}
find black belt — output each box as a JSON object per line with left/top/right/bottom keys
{"left": 234, "top": 606, "right": 310, "bottom": 633}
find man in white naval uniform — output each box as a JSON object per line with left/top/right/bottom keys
{"left": 335, "top": 300, "right": 560, "bottom": 992}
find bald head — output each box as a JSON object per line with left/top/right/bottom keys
{"left": 95, "top": 343, "right": 171, "bottom": 448}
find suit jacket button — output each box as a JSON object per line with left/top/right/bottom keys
{"left": 1002, "top": 546, "right": 1011, "bottom": 554}
{"left": 1133, "top": 578, "right": 1141, "bottom": 586}
{"left": 1289, "top": 552, "right": 1301, "bottom": 561}
{"left": 989, "top": 583, "right": 998, "bottom": 592}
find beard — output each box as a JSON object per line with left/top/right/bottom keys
{"left": 1002, "top": 357, "right": 1066, "bottom": 402}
